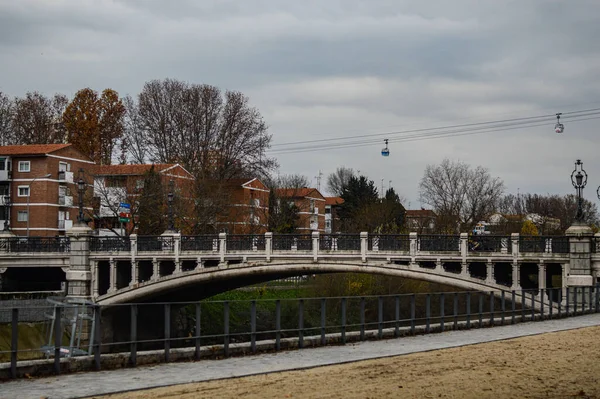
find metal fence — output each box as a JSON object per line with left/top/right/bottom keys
{"left": 2, "top": 285, "right": 599, "bottom": 378}
{"left": 0, "top": 237, "right": 70, "bottom": 253}
{"left": 418, "top": 235, "right": 460, "bottom": 252}
{"left": 319, "top": 234, "right": 361, "bottom": 251}
{"left": 519, "top": 236, "right": 570, "bottom": 254}
{"left": 369, "top": 235, "right": 410, "bottom": 251}
{"left": 272, "top": 234, "right": 312, "bottom": 251}
{"left": 468, "top": 235, "right": 511, "bottom": 253}
{"left": 136, "top": 236, "right": 175, "bottom": 252}
{"left": 227, "top": 235, "right": 266, "bottom": 251}
{"left": 180, "top": 235, "right": 219, "bottom": 252}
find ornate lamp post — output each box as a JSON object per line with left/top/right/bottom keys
{"left": 77, "top": 169, "right": 87, "bottom": 225}
{"left": 167, "top": 179, "right": 175, "bottom": 232}
{"left": 570, "top": 159, "right": 588, "bottom": 223}
{"left": 3, "top": 194, "right": 10, "bottom": 232}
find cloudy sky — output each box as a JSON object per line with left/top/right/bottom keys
{"left": 1, "top": 0, "right": 600, "bottom": 207}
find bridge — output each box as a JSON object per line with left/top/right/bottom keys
{"left": 1, "top": 225, "right": 599, "bottom": 305}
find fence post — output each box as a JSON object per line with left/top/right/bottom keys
{"left": 298, "top": 299, "right": 304, "bottom": 348}
{"left": 320, "top": 298, "right": 326, "bottom": 345}
{"left": 94, "top": 306, "right": 101, "bottom": 370}
{"left": 360, "top": 297, "right": 366, "bottom": 340}
{"left": 130, "top": 304, "right": 137, "bottom": 367}
{"left": 501, "top": 291, "right": 506, "bottom": 325}
{"left": 250, "top": 301, "right": 256, "bottom": 353}
{"left": 378, "top": 296, "right": 383, "bottom": 338}
{"left": 460, "top": 233, "right": 468, "bottom": 263}
{"left": 490, "top": 291, "right": 494, "bottom": 326}
{"left": 478, "top": 292, "right": 483, "bottom": 327}
{"left": 453, "top": 293, "right": 458, "bottom": 330}
{"left": 440, "top": 293, "right": 445, "bottom": 332}
{"left": 425, "top": 294, "right": 430, "bottom": 333}
{"left": 219, "top": 232, "right": 226, "bottom": 264}
{"left": 360, "top": 232, "right": 368, "bottom": 262}
{"left": 395, "top": 296, "right": 400, "bottom": 337}
{"left": 265, "top": 232, "right": 272, "bottom": 262}
{"left": 521, "top": 289, "right": 526, "bottom": 321}
{"left": 466, "top": 292, "right": 471, "bottom": 328}
{"left": 313, "top": 232, "right": 320, "bottom": 262}
{"left": 54, "top": 306, "right": 62, "bottom": 375}
{"left": 341, "top": 298, "right": 347, "bottom": 344}
{"left": 566, "top": 287, "right": 570, "bottom": 316}
{"left": 596, "top": 283, "right": 600, "bottom": 313}
{"left": 531, "top": 291, "right": 535, "bottom": 321}
{"left": 195, "top": 303, "right": 201, "bottom": 360}
{"left": 164, "top": 304, "right": 170, "bottom": 362}
{"left": 410, "top": 294, "right": 416, "bottom": 335}
{"left": 511, "top": 291, "right": 516, "bottom": 324}
{"left": 276, "top": 300, "right": 281, "bottom": 351}
{"left": 11, "top": 308, "right": 18, "bottom": 379}
{"left": 223, "top": 301, "right": 229, "bottom": 357}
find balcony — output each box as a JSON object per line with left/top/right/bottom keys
{"left": 0, "top": 196, "right": 8, "bottom": 206}
{"left": 58, "top": 170, "right": 74, "bottom": 183}
{"left": 58, "top": 195, "right": 73, "bottom": 206}
{"left": 0, "top": 170, "right": 11, "bottom": 181}
{"left": 58, "top": 219, "right": 73, "bottom": 230}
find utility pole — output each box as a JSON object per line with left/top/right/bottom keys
{"left": 381, "top": 178, "right": 384, "bottom": 199}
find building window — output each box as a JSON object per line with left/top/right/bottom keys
{"left": 135, "top": 179, "right": 144, "bottom": 189}
{"left": 18, "top": 161, "right": 30, "bottom": 172}
{"left": 17, "top": 211, "right": 28, "bottom": 222}
{"left": 0, "top": 158, "right": 5, "bottom": 171}
{"left": 18, "top": 186, "right": 30, "bottom": 197}
{"left": 325, "top": 220, "right": 331, "bottom": 229}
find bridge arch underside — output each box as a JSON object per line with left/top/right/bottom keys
{"left": 96, "top": 260, "right": 563, "bottom": 305}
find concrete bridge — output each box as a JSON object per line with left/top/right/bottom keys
{"left": 1, "top": 226, "right": 599, "bottom": 305}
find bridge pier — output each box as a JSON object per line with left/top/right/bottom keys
{"left": 564, "top": 223, "right": 594, "bottom": 307}
{"left": 65, "top": 225, "right": 93, "bottom": 299}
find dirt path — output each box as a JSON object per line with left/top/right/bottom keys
{"left": 92, "top": 326, "right": 600, "bottom": 399}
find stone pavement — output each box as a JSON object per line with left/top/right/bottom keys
{"left": 3, "top": 313, "right": 600, "bottom": 399}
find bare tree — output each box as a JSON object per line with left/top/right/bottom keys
{"left": 137, "top": 79, "right": 276, "bottom": 180}
{"left": 419, "top": 159, "right": 504, "bottom": 232}
{"left": 327, "top": 166, "right": 355, "bottom": 196}
{"left": 0, "top": 92, "right": 14, "bottom": 146}
{"left": 11, "top": 92, "right": 67, "bottom": 144}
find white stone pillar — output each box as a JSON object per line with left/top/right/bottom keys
{"left": 108, "top": 258, "right": 116, "bottom": 293}
{"left": 130, "top": 234, "right": 137, "bottom": 257}
{"left": 435, "top": 259, "right": 443, "bottom": 273}
{"left": 460, "top": 233, "right": 468, "bottom": 263}
{"left": 92, "top": 260, "right": 99, "bottom": 298}
{"left": 173, "top": 233, "right": 181, "bottom": 258}
{"left": 130, "top": 260, "right": 138, "bottom": 287}
{"left": 219, "top": 232, "right": 227, "bottom": 264}
{"left": 538, "top": 262, "right": 546, "bottom": 290}
{"left": 409, "top": 232, "right": 417, "bottom": 256}
{"left": 312, "top": 231, "right": 319, "bottom": 262}
{"left": 195, "top": 257, "right": 203, "bottom": 270}
{"left": 511, "top": 233, "right": 520, "bottom": 258}
{"left": 511, "top": 262, "right": 520, "bottom": 291}
{"left": 486, "top": 261, "right": 494, "bottom": 285}
{"left": 360, "top": 232, "right": 368, "bottom": 263}
{"left": 174, "top": 260, "right": 182, "bottom": 274}
{"left": 265, "top": 232, "right": 272, "bottom": 262}
{"left": 152, "top": 257, "right": 159, "bottom": 280}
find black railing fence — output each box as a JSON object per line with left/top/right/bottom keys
{"left": 519, "top": 236, "right": 570, "bottom": 254}
{"left": 319, "top": 234, "right": 361, "bottom": 251}
{"left": 89, "top": 237, "right": 131, "bottom": 252}
{"left": 180, "top": 235, "right": 219, "bottom": 252}
{"left": 272, "top": 234, "right": 312, "bottom": 251}
{"left": 371, "top": 234, "right": 410, "bottom": 251}
{"left": 3, "top": 286, "right": 599, "bottom": 378}
{"left": 0, "top": 237, "right": 70, "bottom": 253}
{"left": 468, "top": 235, "right": 512, "bottom": 253}
{"left": 227, "top": 235, "right": 266, "bottom": 251}
{"left": 137, "top": 236, "right": 175, "bottom": 252}
{"left": 418, "top": 235, "right": 460, "bottom": 252}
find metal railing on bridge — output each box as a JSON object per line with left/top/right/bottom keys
{"left": 0, "top": 237, "right": 70, "bottom": 253}
{"left": 89, "top": 236, "right": 131, "bottom": 253}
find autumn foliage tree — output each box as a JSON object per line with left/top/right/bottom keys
{"left": 63, "top": 88, "right": 125, "bottom": 164}
{"left": 10, "top": 92, "right": 67, "bottom": 145}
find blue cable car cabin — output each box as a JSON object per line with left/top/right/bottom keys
{"left": 381, "top": 139, "right": 390, "bottom": 156}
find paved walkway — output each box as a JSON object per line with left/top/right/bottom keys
{"left": 3, "top": 314, "right": 600, "bottom": 399}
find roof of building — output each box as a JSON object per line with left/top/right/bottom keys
{"left": 276, "top": 187, "right": 324, "bottom": 199}
{"left": 0, "top": 143, "right": 72, "bottom": 156}
{"left": 405, "top": 209, "right": 437, "bottom": 218}
{"left": 324, "top": 196, "right": 344, "bottom": 206}
{"left": 93, "top": 163, "right": 187, "bottom": 176}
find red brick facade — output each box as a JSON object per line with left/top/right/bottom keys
{"left": 276, "top": 188, "right": 326, "bottom": 233}
{"left": 0, "top": 144, "right": 95, "bottom": 237}
{"left": 216, "top": 178, "right": 270, "bottom": 234}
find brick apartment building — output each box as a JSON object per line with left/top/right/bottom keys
{"left": 324, "top": 196, "right": 344, "bottom": 234}
{"left": 405, "top": 209, "right": 437, "bottom": 233}
{"left": 276, "top": 187, "right": 326, "bottom": 232}
{"left": 216, "top": 178, "right": 270, "bottom": 234}
{"left": 92, "top": 163, "right": 194, "bottom": 235}
{"left": 0, "top": 144, "right": 94, "bottom": 237}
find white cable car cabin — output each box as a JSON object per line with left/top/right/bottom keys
{"left": 555, "top": 113, "right": 564, "bottom": 134}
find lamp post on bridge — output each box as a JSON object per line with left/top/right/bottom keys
{"left": 570, "top": 159, "right": 588, "bottom": 224}
{"left": 76, "top": 168, "right": 87, "bottom": 226}
{"left": 166, "top": 179, "right": 176, "bottom": 233}
{"left": 2, "top": 194, "right": 10, "bottom": 233}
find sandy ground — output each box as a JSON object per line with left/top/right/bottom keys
{"left": 92, "top": 326, "right": 600, "bottom": 399}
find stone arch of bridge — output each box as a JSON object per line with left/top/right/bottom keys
{"left": 96, "top": 261, "right": 514, "bottom": 305}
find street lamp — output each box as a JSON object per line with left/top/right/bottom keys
{"left": 77, "top": 169, "right": 87, "bottom": 225}
{"left": 167, "top": 179, "right": 175, "bottom": 232}
{"left": 26, "top": 173, "right": 52, "bottom": 237}
{"left": 570, "top": 159, "right": 588, "bottom": 223}
{"left": 3, "top": 194, "right": 10, "bottom": 232}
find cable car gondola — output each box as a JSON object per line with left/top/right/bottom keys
{"left": 381, "top": 139, "right": 390, "bottom": 157}
{"left": 555, "top": 113, "right": 564, "bottom": 134}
